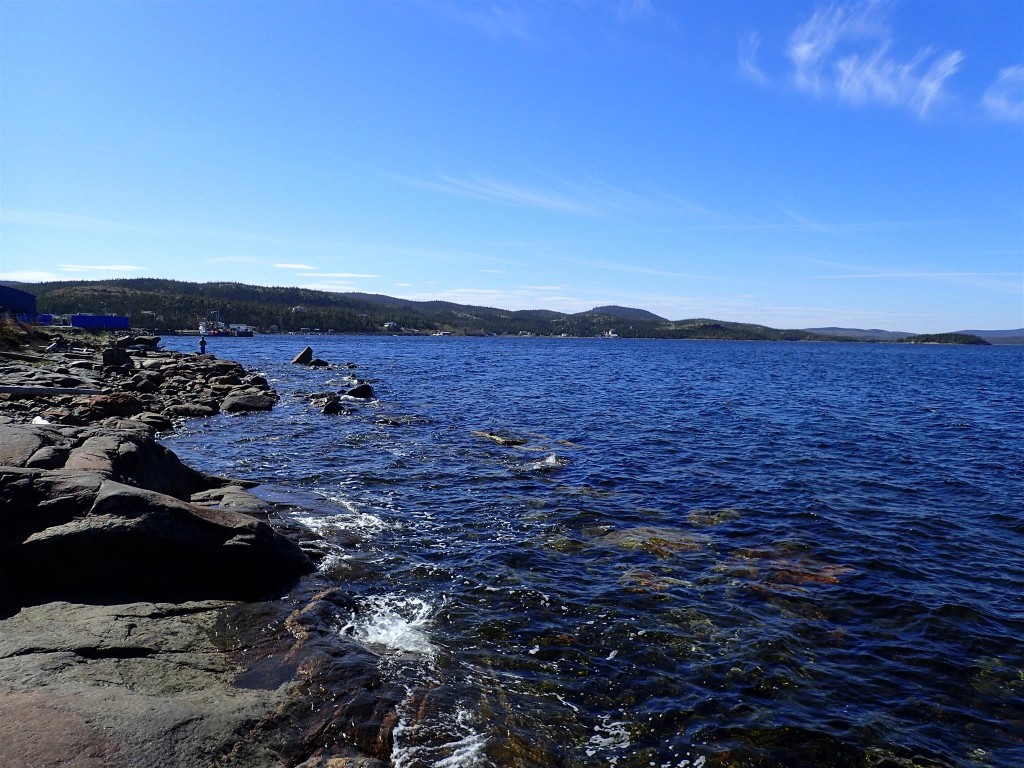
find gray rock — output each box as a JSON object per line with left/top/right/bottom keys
{"left": 221, "top": 393, "right": 276, "bottom": 412}
{"left": 291, "top": 346, "right": 314, "bottom": 365}
{"left": 132, "top": 411, "right": 174, "bottom": 431}
{"left": 0, "top": 424, "right": 47, "bottom": 466}
{"left": 87, "top": 393, "right": 145, "bottom": 418}
{"left": 101, "top": 347, "right": 133, "bottom": 369}
{"left": 166, "top": 403, "right": 218, "bottom": 418}
{"left": 25, "top": 445, "right": 69, "bottom": 469}
{"left": 3, "top": 474, "right": 313, "bottom": 608}
{"left": 345, "top": 383, "right": 375, "bottom": 400}
{"left": 62, "top": 427, "right": 213, "bottom": 500}
{"left": 0, "top": 592, "right": 397, "bottom": 768}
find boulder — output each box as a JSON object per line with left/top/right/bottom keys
{"left": 291, "top": 347, "right": 314, "bottom": 365}
{"left": 166, "top": 403, "right": 218, "bottom": 418}
{"left": 61, "top": 427, "right": 214, "bottom": 500}
{"left": 88, "top": 393, "right": 145, "bottom": 418}
{"left": 25, "top": 446, "right": 69, "bottom": 469}
{"left": 102, "top": 347, "right": 133, "bottom": 369}
{"left": 309, "top": 358, "right": 330, "bottom": 368}
{"left": 221, "top": 393, "right": 276, "bottom": 412}
{"left": 345, "top": 383, "right": 374, "bottom": 400}
{"left": 1, "top": 472, "right": 314, "bottom": 608}
{"left": 321, "top": 396, "right": 349, "bottom": 416}
{"left": 132, "top": 411, "right": 174, "bottom": 432}
{"left": 0, "top": 424, "right": 48, "bottom": 466}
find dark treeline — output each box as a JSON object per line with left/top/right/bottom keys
{"left": 6, "top": 278, "right": 989, "bottom": 343}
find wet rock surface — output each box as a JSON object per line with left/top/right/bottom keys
{"left": 0, "top": 337, "right": 396, "bottom": 767}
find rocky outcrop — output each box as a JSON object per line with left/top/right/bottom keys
{"left": 291, "top": 346, "right": 314, "bottom": 365}
{"left": 0, "top": 420, "right": 211, "bottom": 500}
{"left": 0, "top": 592, "right": 394, "bottom": 768}
{"left": 0, "top": 339, "right": 400, "bottom": 767}
{"left": 0, "top": 347, "right": 278, "bottom": 428}
{"left": 1, "top": 466, "right": 313, "bottom": 608}
{"left": 0, "top": 419, "right": 314, "bottom": 610}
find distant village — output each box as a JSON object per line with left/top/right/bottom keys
{"left": 0, "top": 284, "right": 512, "bottom": 338}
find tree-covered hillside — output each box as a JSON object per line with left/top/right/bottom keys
{"left": 3, "top": 278, "right": 986, "bottom": 343}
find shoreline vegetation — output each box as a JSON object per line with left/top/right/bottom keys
{"left": 0, "top": 324, "right": 398, "bottom": 767}
{"left": 6, "top": 278, "right": 1010, "bottom": 344}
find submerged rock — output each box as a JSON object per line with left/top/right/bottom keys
{"left": 472, "top": 430, "right": 528, "bottom": 446}
{"left": 595, "top": 526, "right": 707, "bottom": 559}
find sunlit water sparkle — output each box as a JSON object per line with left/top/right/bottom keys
{"left": 163, "top": 336, "right": 1024, "bottom": 768}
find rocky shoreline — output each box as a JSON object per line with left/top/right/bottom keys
{"left": 0, "top": 332, "right": 402, "bottom": 767}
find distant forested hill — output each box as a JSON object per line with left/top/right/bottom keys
{"left": 0, "top": 278, "right": 999, "bottom": 343}
{"left": 897, "top": 333, "right": 990, "bottom": 345}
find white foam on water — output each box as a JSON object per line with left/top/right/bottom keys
{"left": 316, "top": 551, "right": 351, "bottom": 574}
{"left": 341, "top": 594, "right": 439, "bottom": 660}
{"left": 392, "top": 701, "right": 488, "bottom": 768}
{"left": 293, "top": 509, "right": 388, "bottom": 536}
{"left": 585, "top": 715, "right": 631, "bottom": 764}
{"left": 526, "top": 453, "right": 568, "bottom": 472}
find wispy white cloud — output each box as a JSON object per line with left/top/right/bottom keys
{"left": 401, "top": 172, "right": 597, "bottom": 215}
{"left": 274, "top": 262, "right": 317, "bottom": 270}
{"left": 397, "top": 170, "right": 726, "bottom": 221}
{"left": 738, "top": 32, "right": 769, "bottom": 85}
{"left": 59, "top": 264, "right": 147, "bottom": 272}
{"left": 982, "top": 65, "right": 1024, "bottom": 122}
{"left": 822, "top": 270, "right": 1021, "bottom": 279}
{"left": 569, "top": 256, "right": 719, "bottom": 281}
{"left": 778, "top": 207, "right": 948, "bottom": 234}
{"left": 784, "top": 1, "right": 964, "bottom": 118}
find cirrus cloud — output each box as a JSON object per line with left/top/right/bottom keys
{"left": 786, "top": 1, "right": 963, "bottom": 118}
{"left": 982, "top": 65, "right": 1024, "bottom": 122}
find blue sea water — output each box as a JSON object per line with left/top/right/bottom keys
{"left": 162, "top": 336, "right": 1024, "bottom": 768}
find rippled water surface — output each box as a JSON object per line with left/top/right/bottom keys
{"left": 163, "top": 336, "right": 1024, "bottom": 768}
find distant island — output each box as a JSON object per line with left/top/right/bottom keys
{"left": 3, "top": 278, "right": 1017, "bottom": 344}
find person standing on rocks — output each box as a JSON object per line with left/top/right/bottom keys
{"left": 199, "top": 336, "right": 207, "bottom": 355}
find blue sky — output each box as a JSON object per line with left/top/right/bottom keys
{"left": 1, "top": 0, "right": 1021, "bottom": 332}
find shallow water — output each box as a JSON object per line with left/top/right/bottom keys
{"left": 163, "top": 336, "right": 1024, "bottom": 768}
